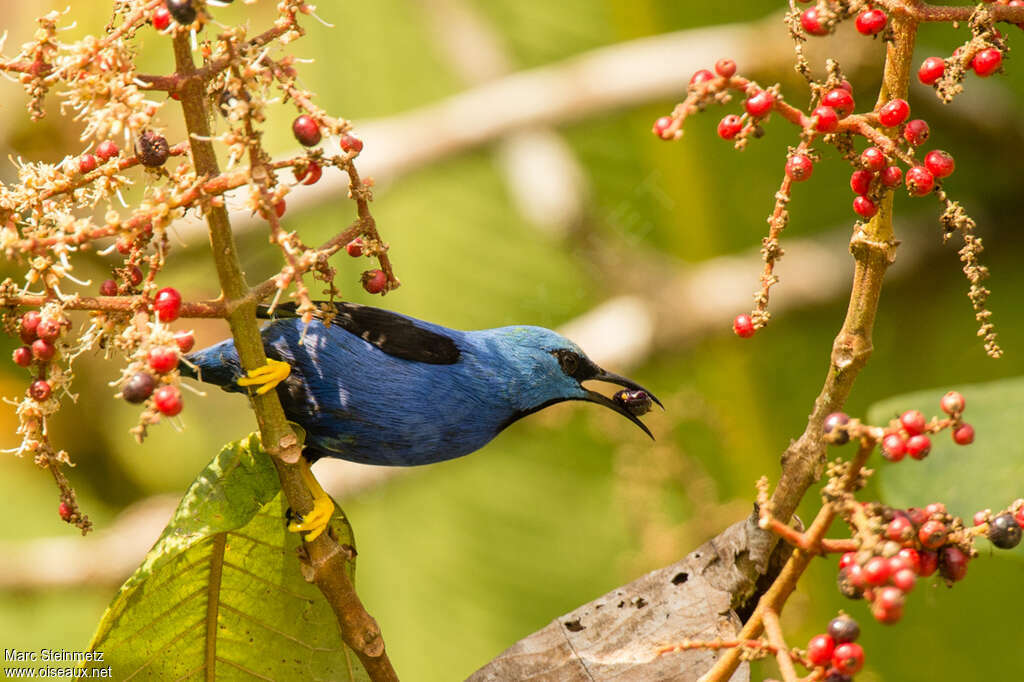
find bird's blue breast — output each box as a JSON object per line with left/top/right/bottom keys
{"left": 191, "top": 318, "right": 541, "bottom": 466}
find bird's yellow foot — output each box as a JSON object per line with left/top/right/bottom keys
{"left": 287, "top": 458, "right": 334, "bottom": 542}
{"left": 237, "top": 358, "right": 291, "bottom": 396}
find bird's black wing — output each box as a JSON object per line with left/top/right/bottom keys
{"left": 257, "top": 301, "right": 461, "bottom": 365}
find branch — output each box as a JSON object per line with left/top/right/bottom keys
{"left": 170, "top": 32, "right": 397, "bottom": 681}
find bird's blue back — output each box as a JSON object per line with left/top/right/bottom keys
{"left": 187, "top": 312, "right": 585, "bottom": 466}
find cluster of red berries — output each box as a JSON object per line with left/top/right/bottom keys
{"left": 78, "top": 140, "right": 119, "bottom": 175}
{"left": 799, "top": 2, "right": 888, "bottom": 38}
{"left": 122, "top": 327, "right": 192, "bottom": 417}
{"left": 11, "top": 310, "right": 68, "bottom": 402}
{"left": 918, "top": 45, "right": 1005, "bottom": 86}
{"left": 836, "top": 502, "right": 974, "bottom": 623}
{"left": 804, "top": 615, "right": 864, "bottom": 681}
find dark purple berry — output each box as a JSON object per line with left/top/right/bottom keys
{"left": 823, "top": 412, "right": 851, "bottom": 445}
{"left": 988, "top": 513, "right": 1022, "bottom": 549}
{"left": 827, "top": 615, "right": 860, "bottom": 644}
{"left": 136, "top": 130, "right": 170, "bottom": 167}
{"left": 123, "top": 373, "right": 156, "bottom": 403}
{"left": 612, "top": 389, "right": 653, "bottom": 416}
{"left": 165, "top": 0, "right": 197, "bottom": 25}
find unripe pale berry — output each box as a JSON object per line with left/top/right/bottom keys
{"left": 785, "top": 154, "right": 814, "bottom": 182}
{"left": 918, "top": 57, "right": 945, "bottom": 85}
{"left": 154, "top": 385, "right": 184, "bottom": 416}
{"left": 732, "top": 314, "right": 755, "bottom": 338}
{"left": 924, "top": 150, "right": 955, "bottom": 178}
{"left": 940, "top": 390, "right": 965, "bottom": 414}
{"left": 903, "top": 119, "right": 930, "bottom": 146}
{"left": 953, "top": 423, "right": 974, "bottom": 445}
{"left": 292, "top": 115, "right": 322, "bottom": 146}
{"left": 971, "top": 48, "right": 1003, "bottom": 77}
{"left": 855, "top": 9, "right": 887, "bottom": 36}
{"left": 878, "top": 99, "right": 909, "bottom": 127}
{"left": 906, "top": 165, "right": 936, "bottom": 196}
{"left": 717, "top": 115, "right": 743, "bottom": 140}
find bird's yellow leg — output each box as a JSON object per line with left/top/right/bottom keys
{"left": 287, "top": 458, "right": 335, "bottom": 542}
{"left": 237, "top": 358, "right": 291, "bottom": 395}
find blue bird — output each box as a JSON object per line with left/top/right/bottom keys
{"left": 183, "top": 301, "right": 659, "bottom": 540}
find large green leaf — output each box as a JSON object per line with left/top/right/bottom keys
{"left": 82, "top": 433, "right": 368, "bottom": 680}
{"left": 868, "top": 378, "right": 1024, "bottom": 556}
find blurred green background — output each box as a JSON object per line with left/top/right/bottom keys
{"left": 1, "top": 1, "right": 1023, "bottom": 679}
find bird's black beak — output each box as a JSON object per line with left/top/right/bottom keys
{"left": 580, "top": 367, "right": 662, "bottom": 440}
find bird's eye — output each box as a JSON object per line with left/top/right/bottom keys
{"left": 555, "top": 350, "right": 580, "bottom": 376}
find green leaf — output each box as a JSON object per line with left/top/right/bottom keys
{"left": 868, "top": 378, "right": 1024, "bottom": 555}
{"left": 82, "top": 433, "right": 368, "bottom": 680}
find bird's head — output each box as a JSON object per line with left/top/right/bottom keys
{"left": 490, "top": 327, "right": 662, "bottom": 438}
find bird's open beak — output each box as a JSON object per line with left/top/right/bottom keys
{"left": 581, "top": 368, "right": 662, "bottom": 440}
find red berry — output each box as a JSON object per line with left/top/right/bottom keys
{"left": 845, "top": 563, "right": 867, "bottom": 589}
{"left": 785, "top": 154, "right": 814, "bottom": 182}
{"left": 925, "top": 502, "right": 946, "bottom": 517}
{"left": 875, "top": 585, "right": 904, "bottom": 610}
{"left": 953, "top": 423, "right": 974, "bottom": 445}
{"left": 148, "top": 347, "right": 179, "bottom": 373}
{"left": 173, "top": 330, "right": 195, "bottom": 353}
{"left": 900, "top": 409, "right": 927, "bottom": 435}
{"left": 940, "top": 391, "right": 965, "bottom": 415}
{"left": 807, "top": 634, "right": 835, "bottom": 667}
{"left": 863, "top": 556, "right": 891, "bottom": 586}
{"left": 714, "top": 58, "right": 736, "bottom": 78}
{"left": 36, "top": 319, "right": 62, "bottom": 342}
{"left": 339, "top": 134, "right": 364, "bottom": 152}
{"left": 886, "top": 516, "right": 914, "bottom": 542}
{"left": 856, "top": 9, "right": 888, "bottom": 35}
{"left": 924, "top": 150, "right": 955, "bottom": 178}
{"left": 860, "top": 147, "right": 886, "bottom": 172}
{"left": 743, "top": 90, "right": 775, "bottom": 117}
{"left": 292, "top": 115, "right": 322, "bottom": 147}
{"left": 95, "top": 140, "right": 119, "bottom": 161}
{"left": 850, "top": 169, "right": 873, "bottom": 195}
{"left": 906, "top": 165, "right": 935, "bottom": 195}
{"left": 732, "top": 314, "right": 755, "bottom": 338}
{"left": 878, "top": 99, "right": 910, "bottom": 127}
{"left": 295, "top": 161, "right": 323, "bottom": 185}
{"left": 12, "top": 347, "right": 32, "bottom": 367}
{"left": 652, "top": 116, "right": 673, "bottom": 140}
{"left": 689, "top": 69, "right": 715, "bottom": 87}
{"left": 116, "top": 237, "right": 132, "bottom": 255}
{"left": 21, "top": 311, "right": 41, "bottom": 340}
{"left": 881, "top": 433, "right": 907, "bottom": 462}
{"left": 939, "top": 546, "right": 969, "bottom": 581}
{"left": 892, "top": 567, "right": 917, "bottom": 592}
{"left": 918, "top": 56, "right": 946, "bottom": 85}
{"left": 871, "top": 592, "right": 904, "bottom": 624}
{"left": 32, "top": 339, "right": 55, "bottom": 362}
{"left": 274, "top": 200, "right": 286, "bottom": 218}
{"left": 839, "top": 551, "right": 857, "bottom": 570}
{"left": 153, "top": 287, "right": 182, "bottom": 322}
{"left": 832, "top": 642, "right": 864, "bottom": 675}
{"left": 100, "top": 279, "right": 118, "bottom": 296}
{"left": 362, "top": 269, "right": 388, "bottom": 295}
{"left": 346, "top": 238, "right": 364, "bottom": 257}
{"left": 717, "top": 114, "right": 743, "bottom": 140}
{"left": 896, "top": 548, "right": 921, "bottom": 574}
{"left": 127, "top": 265, "right": 144, "bottom": 287}
{"left": 29, "top": 379, "right": 52, "bottom": 401}
{"left": 822, "top": 89, "right": 855, "bottom": 118}
{"left": 153, "top": 384, "right": 183, "bottom": 416}
{"left": 971, "top": 48, "right": 1003, "bottom": 77}
{"left": 918, "top": 519, "right": 948, "bottom": 549}
{"left": 974, "top": 510, "right": 989, "bottom": 526}
{"left": 152, "top": 7, "right": 171, "bottom": 30}
{"left": 919, "top": 549, "right": 939, "bottom": 576}
{"left": 853, "top": 195, "right": 877, "bottom": 219}
{"left": 903, "top": 119, "right": 930, "bottom": 146}
{"left": 880, "top": 165, "right": 903, "bottom": 187}
{"left": 78, "top": 154, "right": 97, "bottom": 174}
{"left": 813, "top": 105, "right": 839, "bottom": 133}
{"left": 800, "top": 8, "right": 829, "bottom": 36}
{"left": 906, "top": 434, "right": 931, "bottom": 460}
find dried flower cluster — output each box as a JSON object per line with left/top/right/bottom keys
{"left": 0, "top": 0, "right": 399, "bottom": 530}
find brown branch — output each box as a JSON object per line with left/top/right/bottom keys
{"left": 879, "top": 0, "right": 1024, "bottom": 23}
{"left": 762, "top": 609, "right": 799, "bottom": 682}
{"left": 170, "top": 32, "right": 398, "bottom": 681}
